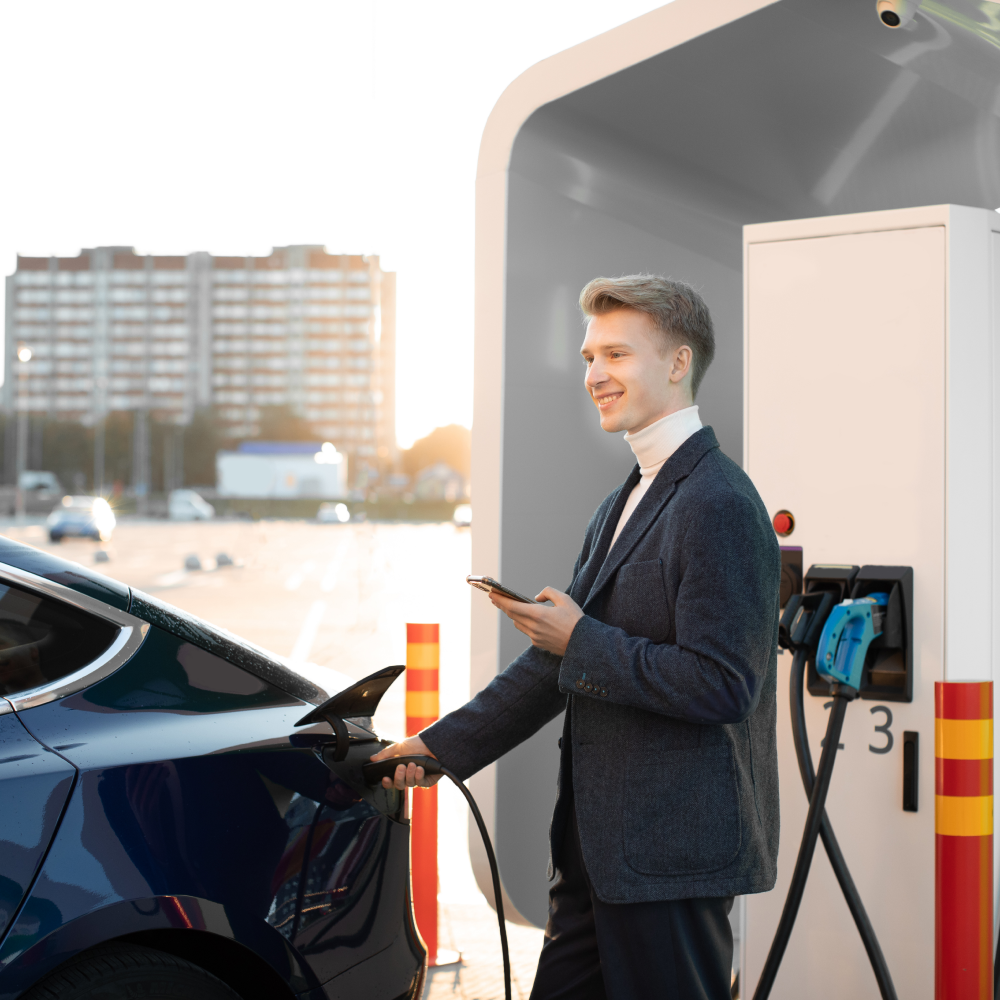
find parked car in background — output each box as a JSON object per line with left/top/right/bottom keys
{"left": 0, "top": 472, "right": 66, "bottom": 517}
{"left": 46, "top": 496, "right": 116, "bottom": 543}
{"left": 18, "top": 471, "right": 62, "bottom": 496}
{"left": 316, "top": 502, "right": 351, "bottom": 524}
{"left": 0, "top": 539, "right": 424, "bottom": 1000}
{"left": 169, "top": 489, "right": 216, "bottom": 521}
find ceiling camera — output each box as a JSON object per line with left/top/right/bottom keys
{"left": 876, "top": 0, "right": 922, "bottom": 28}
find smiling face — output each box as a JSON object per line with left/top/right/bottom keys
{"left": 581, "top": 308, "right": 694, "bottom": 434}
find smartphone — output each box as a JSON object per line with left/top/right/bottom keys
{"left": 467, "top": 575, "right": 538, "bottom": 604}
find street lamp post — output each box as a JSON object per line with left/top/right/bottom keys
{"left": 14, "top": 344, "right": 32, "bottom": 521}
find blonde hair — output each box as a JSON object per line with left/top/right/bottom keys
{"left": 579, "top": 274, "right": 715, "bottom": 396}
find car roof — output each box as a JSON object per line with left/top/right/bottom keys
{"left": 0, "top": 539, "right": 326, "bottom": 705}
{"left": 0, "top": 537, "right": 130, "bottom": 610}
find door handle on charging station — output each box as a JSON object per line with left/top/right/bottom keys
{"left": 361, "top": 755, "right": 443, "bottom": 785}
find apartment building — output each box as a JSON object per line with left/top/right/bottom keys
{"left": 4, "top": 245, "right": 396, "bottom": 479}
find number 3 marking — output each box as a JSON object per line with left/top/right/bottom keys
{"left": 869, "top": 705, "right": 893, "bottom": 754}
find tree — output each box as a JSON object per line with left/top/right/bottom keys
{"left": 401, "top": 424, "right": 470, "bottom": 480}
{"left": 183, "top": 408, "right": 234, "bottom": 487}
{"left": 256, "top": 405, "right": 316, "bottom": 442}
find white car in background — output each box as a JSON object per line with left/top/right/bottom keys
{"left": 168, "top": 489, "right": 216, "bottom": 521}
{"left": 317, "top": 501, "right": 351, "bottom": 524}
{"left": 47, "top": 496, "right": 116, "bottom": 542}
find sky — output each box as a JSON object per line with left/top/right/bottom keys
{"left": 0, "top": 0, "right": 666, "bottom": 449}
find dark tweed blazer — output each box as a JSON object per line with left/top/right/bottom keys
{"left": 422, "top": 426, "right": 781, "bottom": 903}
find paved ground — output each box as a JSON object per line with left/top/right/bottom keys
{"left": 427, "top": 902, "right": 543, "bottom": 1000}
{"left": 1, "top": 517, "right": 542, "bottom": 998}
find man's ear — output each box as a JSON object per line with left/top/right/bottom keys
{"left": 668, "top": 345, "right": 693, "bottom": 384}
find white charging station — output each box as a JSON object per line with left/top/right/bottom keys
{"left": 742, "top": 204, "right": 1000, "bottom": 997}
{"left": 468, "top": 2, "right": 1000, "bottom": 992}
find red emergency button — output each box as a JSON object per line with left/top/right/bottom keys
{"left": 772, "top": 510, "right": 795, "bottom": 536}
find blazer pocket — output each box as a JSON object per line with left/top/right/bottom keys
{"left": 607, "top": 558, "right": 669, "bottom": 642}
{"left": 623, "top": 746, "right": 741, "bottom": 876}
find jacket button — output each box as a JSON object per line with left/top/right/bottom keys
{"left": 601, "top": 688, "right": 608, "bottom": 696}
{"left": 576, "top": 680, "right": 584, "bottom": 689}
{"left": 585, "top": 683, "right": 593, "bottom": 692}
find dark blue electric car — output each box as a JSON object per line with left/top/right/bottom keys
{"left": 0, "top": 537, "right": 424, "bottom": 1000}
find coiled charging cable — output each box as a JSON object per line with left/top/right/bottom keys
{"left": 752, "top": 650, "right": 897, "bottom": 1000}
{"left": 363, "top": 755, "right": 512, "bottom": 1000}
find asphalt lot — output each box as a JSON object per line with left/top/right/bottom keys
{"left": 1, "top": 517, "right": 542, "bottom": 999}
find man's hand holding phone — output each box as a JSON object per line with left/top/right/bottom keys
{"left": 487, "top": 585, "right": 585, "bottom": 657}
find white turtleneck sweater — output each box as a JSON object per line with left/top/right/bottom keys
{"left": 609, "top": 405, "right": 703, "bottom": 548}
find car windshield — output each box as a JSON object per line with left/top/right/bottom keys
{"left": 62, "top": 497, "right": 96, "bottom": 510}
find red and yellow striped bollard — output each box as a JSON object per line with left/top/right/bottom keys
{"left": 406, "top": 623, "right": 441, "bottom": 965}
{"left": 935, "top": 681, "right": 993, "bottom": 1000}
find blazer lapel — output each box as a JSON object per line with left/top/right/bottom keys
{"left": 582, "top": 426, "right": 721, "bottom": 610}
{"left": 569, "top": 467, "right": 639, "bottom": 603}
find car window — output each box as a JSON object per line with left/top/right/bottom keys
{"left": 0, "top": 582, "right": 119, "bottom": 697}
{"left": 129, "top": 589, "right": 327, "bottom": 706}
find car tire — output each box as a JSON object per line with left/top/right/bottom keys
{"left": 20, "top": 942, "right": 242, "bottom": 1000}
{"left": 49, "top": 534, "right": 61, "bottom": 543}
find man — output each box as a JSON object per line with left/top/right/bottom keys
{"left": 373, "top": 275, "right": 780, "bottom": 999}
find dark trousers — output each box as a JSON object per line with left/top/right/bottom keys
{"left": 529, "top": 807, "right": 734, "bottom": 1000}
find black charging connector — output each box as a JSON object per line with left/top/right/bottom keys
{"left": 779, "top": 546, "right": 803, "bottom": 609}
{"left": 779, "top": 590, "right": 836, "bottom": 652}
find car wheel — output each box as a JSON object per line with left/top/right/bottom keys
{"left": 20, "top": 942, "right": 242, "bottom": 1000}
{"left": 49, "top": 534, "right": 61, "bottom": 543}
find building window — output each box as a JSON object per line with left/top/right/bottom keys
{"left": 17, "top": 290, "right": 53, "bottom": 304}
{"left": 152, "top": 288, "right": 187, "bottom": 303}
{"left": 54, "top": 272, "right": 94, "bottom": 287}
{"left": 15, "top": 307, "right": 51, "bottom": 321}
{"left": 305, "top": 287, "right": 343, "bottom": 301}
{"left": 151, "top": 341, "right": 188, "bottom": 357}
{"left": 109, "top": 272, "right": 146, "bottom": 286}
{"left": 214, "top": 287, "right": 249, "bottom": 302}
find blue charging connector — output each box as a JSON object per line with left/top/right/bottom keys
{"left": 815, "top": 593, "right": 889, "bottom": 691}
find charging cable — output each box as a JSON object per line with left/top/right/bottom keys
{"left": 785, "top": 647, "right": 897, "bottom": 1000}
{"left": 753, "top": 594, "right": 898, "bottom": 1000}
{"left": 362, "top": 755, "right": 512, "bottom": 1000}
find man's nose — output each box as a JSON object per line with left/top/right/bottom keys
{"left": 585, "top": 360, "right": 606, "bottom": 388}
